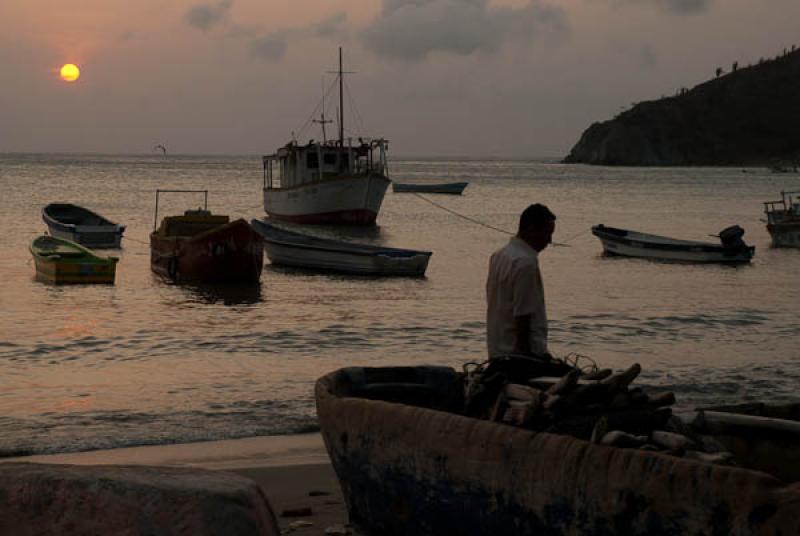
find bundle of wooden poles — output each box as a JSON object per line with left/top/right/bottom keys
{"left": 468, "top": 360, "right": 735, "bottom": 464}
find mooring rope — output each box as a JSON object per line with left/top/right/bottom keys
{"left": 409, "top": 192, "right": 591, "bottom": 248}
{"left": 411, "top": 192, "right": 515, "bottom": 236}
{"left": 123, "top": 235, "right": 150, "bottom": 246}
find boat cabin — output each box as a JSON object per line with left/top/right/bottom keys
{"left": 764, "top": 190, "right": 800, "bottom": 225}
{"left": 154, "top": 210, "right": 230, "bottom": 238}
{"left": 262, "top": 139, "right": 388, "bottom": 190}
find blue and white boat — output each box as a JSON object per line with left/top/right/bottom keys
{"left": 42, "top": 203, "right": 126, "bottom": 249}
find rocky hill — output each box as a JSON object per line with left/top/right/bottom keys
{"left": 564, "top": 48, "right": 800, "bottom": 166}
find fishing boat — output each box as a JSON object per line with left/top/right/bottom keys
{"left": 261, "top": 48, "right": 390, "bottom": 225}
{"left": 42, "top": 203, "right": 125, "bottom": 248}
{"left": 591, "top": 224, "right": 755, "bottom": 263}
{"left": 251, "top": 219, "right": 431, "bottom": 276}
{"left": 149, "top": 190, "right": 263, "bottom": 284}
{"left": 764, "top": 190, "right": 800, "bottom": 247}
{"left": 29, "top": 235, "right": 118, "bottom": 284}
{"left": 392, "top": 182, "right": 468, "bottom": 195}
{"left": 316, "top": 365, "right": 800, "bottom": 536}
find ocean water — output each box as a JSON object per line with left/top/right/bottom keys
{"left": 1, "top": 154, "right": 799, "bottom": 456}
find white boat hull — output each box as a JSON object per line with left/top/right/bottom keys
{"left": 596, "top": 238, "right": 752, "bottom": 262}
{"left": 251, "top": 219, "right": 431, "bottom": 276}
{"left": 263, "top": 241, "right": 430, "bottom": 276}
{"left": 592, "top": 225, "right": 754, "bottom": 263}
{"left": 263, "top": 175, "right": 390, "bottom": 225}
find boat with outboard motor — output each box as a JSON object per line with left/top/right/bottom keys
{"left": 261, "top": 48, "right": 390, "bottom": 225}
{"left": 149, "top": 189, "right": 263, "bottom": 284}
{"left": 591, "top": 224, "right": 754, "bottom": 263}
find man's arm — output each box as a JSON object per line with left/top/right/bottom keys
{"left": 513, "top": 314, "right": 531, "bottom": 355}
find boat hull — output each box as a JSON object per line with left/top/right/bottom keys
{"left": 32, "top": 257, "right": 117, "bottom": 284}
{"left": 42, "top": 204, "right": 125, "bottom": 249}
{"left": 150, "top": 219, "right": 264, "bottom": 284}
{"left": 767, "top": 222, "right": 800, "bottom": 248}
{"left": 592, "top": 225, "right": 754, "bottom": 263}
{"left": 392, "top": 182, "right": 468, "bottom": 195}
{"left": 263, "top": 175, "right": 390, "bottom": 225}
{"left": 251, "top": 220, "right": 431, "bottom": 277}
{"left": 261, "top": 241, "right": 430, "bottom": 276}
{"left": 30, "top": 236, "right": 117, "bottom": 284}
{"left": 316, "top": 366, "right": 800, "bottom": 536}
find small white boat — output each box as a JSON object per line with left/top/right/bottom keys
{"left": 251, "top": 219, "right": 431, "bottom": 276}
{"left": 591, "top": 224, "right": 755, "bottom": 263}
{"left": 42, "top": 203, "right": 125, "bottom": 248}
{"left": 392, "top": 182, "right": 468, "bottom": 195}
{"left": 764, "top": 190, "right": 800, "bottom": 248}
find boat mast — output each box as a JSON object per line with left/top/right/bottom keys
{"left": 338, "top": 46, "right": 344, "bottom": 148}
{"left": 313, "top": 78, "right": 332, "bottom": 143}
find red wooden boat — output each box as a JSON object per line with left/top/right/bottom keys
{"left": 150, "top": 190, "right": 264, "bottom": 284}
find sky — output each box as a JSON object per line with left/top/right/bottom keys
{"left": 1, "top": 0, "right": 798, "bottom": 157}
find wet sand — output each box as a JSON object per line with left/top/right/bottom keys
{"left": 5, "top": 433, "right": 351, "bottom": 535}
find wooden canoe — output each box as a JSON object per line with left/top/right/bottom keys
{"left": 316, "top": 366, "right": 800, "bottom": 535}
{"left": 30, "top": 235, "right": 118, "bottom": 284}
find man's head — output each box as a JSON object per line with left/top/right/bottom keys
{"left": 518, "top": 203, "right": 556, "bottom": 252}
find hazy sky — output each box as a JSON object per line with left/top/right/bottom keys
{"left": 1, "top": 0, "right": 798, "bottom": 157}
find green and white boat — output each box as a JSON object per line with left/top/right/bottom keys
{"left": 30, "top": 235, "right": 118, "bottom": 284}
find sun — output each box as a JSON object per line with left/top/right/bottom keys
{"left": 60, "top": 63, "right": 80, "bottom": 82}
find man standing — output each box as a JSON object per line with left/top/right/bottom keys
{"left": 486, "top": 203, "right": 556, "bottom": 359}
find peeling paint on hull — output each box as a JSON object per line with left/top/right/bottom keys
{"left": 316, "top": 366, "right": 800, "bottom": 536}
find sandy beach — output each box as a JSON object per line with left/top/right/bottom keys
{"left": 5, "top": 433, "right": 350, "bottom": 535}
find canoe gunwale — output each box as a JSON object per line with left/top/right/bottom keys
{"left": 316, "top": 366, "right": 800, "bottom": 536}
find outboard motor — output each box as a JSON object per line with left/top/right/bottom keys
{"left": 718, "top": 225, "right": 746, "bottom": 249}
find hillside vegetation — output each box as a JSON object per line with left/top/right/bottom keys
{"left": 564, "top": 48, "right": 800, "bottom": 166}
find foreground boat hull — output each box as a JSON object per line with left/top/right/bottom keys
{"left": 150, "top": 219, "right": 264, "bottom": 284}
{"left": 263, "top": 175, "right": 390, "bottom": 225}
{"left": 316, "top": 366, "right": 800, "bottom": 536}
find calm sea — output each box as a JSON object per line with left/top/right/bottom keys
{"left": 1, "top": 154, "right": 799, "bottom": 456}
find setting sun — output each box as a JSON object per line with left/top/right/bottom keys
{"left": 59, "top": 63, "right": 80, "bottom": 82}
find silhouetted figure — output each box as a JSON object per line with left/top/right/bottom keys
{"left": 486, "top": 204, "right": 556, "bottom": 360}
